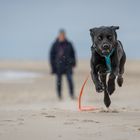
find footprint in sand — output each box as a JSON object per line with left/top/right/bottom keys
{"left": 18, "top": 122, "right": 24, "bottom": 125}
{"left": 64, "top": 122, "right": 74, "bottom": 125}
{"left": 0, "top": 119, "right": 17, "bottom": 126}
{"left": 41, "top": 112, "right": 56, "bottom": 118}
{"left": 69, "top": 119, "right": 79, "bottom": 122}
{"left": 1, "top": 119, "right": 15, "bottom": 122}
{"left": 99, "top": 109, "right": 119, "bottom": 113}
{"left": 122, "top": 107, "right": 127, "bottom": 110}
{"left": 82, "top": 120, "right": 100, "bottom": 123}
{"left": 64, "top": 119, "right": 79, "bottom": 125}
{"left": 138, "top": 128, "right": 140, "bottom": 131}
{"left": 17, "top": 118, "right": 25, "bottom": 125}
{"left": 58, "top": 135, "right": 62, "bottom": 138}
{"left": 110, "top": 110, "right": 119, "bottom": 113}
{"left": 45, "top": 115, "right": 56, "bottom": 118}
{"left": 41, "top": 112, "right": 48, "bottom": 115}
{"left": 1, "top": 119, "right": 16, "bottom": 125}
{"left": 76, "top": 126, "right": 81, "bottom": 129}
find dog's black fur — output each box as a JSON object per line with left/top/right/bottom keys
{"left": 90, "top": 26, "right": 126, "bottom": 108}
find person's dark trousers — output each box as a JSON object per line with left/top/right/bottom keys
{"left": 66, "top": 71, "right": 74, "bottom": 98}
{"left": 56, "top": 74, "right": 62, "bottom": 99}
{"left": 56, "top": 72, "right": 74, "bottom": 99}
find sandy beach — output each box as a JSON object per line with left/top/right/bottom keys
{"left": 0, "top": 60, "right": 140, "bottom": 140}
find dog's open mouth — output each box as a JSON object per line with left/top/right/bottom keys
{"left": 102, "top": 49, "right": 111, "bottom": 56}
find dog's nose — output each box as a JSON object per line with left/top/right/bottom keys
{"left": 103, "top": 44, "right": 109, "bottom": 49}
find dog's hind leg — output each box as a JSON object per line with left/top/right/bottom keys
{"left": 100, "top": 73, "right": 111, "bottom": 108}
{"left": 117, "top": 53, "right": 126, "bottom": 87}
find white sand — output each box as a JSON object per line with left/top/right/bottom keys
{"left": 0, "top": 60, "right": 140, "bottom": 140}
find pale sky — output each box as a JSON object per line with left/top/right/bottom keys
{"left": 0, "top": 0, "right": 140, "bottom": 60}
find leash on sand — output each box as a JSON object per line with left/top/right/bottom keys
{"left": 78, "top": 74, "right": 99, "bottom": 111}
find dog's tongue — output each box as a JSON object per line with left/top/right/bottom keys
{"left": 102, "top": 49, "right": 110, "bottom": 55}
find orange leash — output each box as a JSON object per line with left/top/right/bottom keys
{"left": 78, "top": 75, "right": 98, "bottom": 111}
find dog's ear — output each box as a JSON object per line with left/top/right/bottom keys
{"left": 110, "top": 26, "right": 119, "bottom": 40}
{"left": 89, "top": 28, "right": 97, "bottom": 36}
{"left": 110, "top": 26, "right": 119, "bottom": 30}
{"left": 89, "top": 28, "right": 97, "bottom": 43}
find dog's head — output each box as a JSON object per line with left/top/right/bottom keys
{"left": 90, "top": 26, "right": 119, "bottom": 56}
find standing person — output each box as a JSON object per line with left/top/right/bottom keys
{"left": 50, "top": 29, "right": 76, "bottom": 100}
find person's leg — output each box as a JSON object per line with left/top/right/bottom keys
{"left": 56, "top": 74, "right": 62, "bottom": 99}
{"left": 66, "top": 72, "right": 74, "bottom": 99}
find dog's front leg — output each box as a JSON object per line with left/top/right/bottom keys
{"left": 90, "top": 61, "right": 104, "bottom": 93}
{"left": 91, "top": 70, "right": 104, "bottom": 93}
{"left": 107, "top": 50, "right": 120, "bottom": 95}
{"left": 108, "top": 65, "right": 119, "bottom": 95}
{"left": 100, "top": 73, "right": 111, "bottom": 108}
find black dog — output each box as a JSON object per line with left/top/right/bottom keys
{"left": 90, "top": 26, "right": 126, "bottom": 108}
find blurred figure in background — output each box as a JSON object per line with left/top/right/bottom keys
{"left": 50, "top": 29, "right": 76, "bottom": 100}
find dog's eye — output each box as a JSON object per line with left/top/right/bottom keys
{"left": 107, "top": 35, "right": 112, "bottom": 41}
{"left": 97, "top": 36, "right": 102, "bottom": 41}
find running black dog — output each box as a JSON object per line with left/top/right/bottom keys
{"left": 90, "top": 26, "right": 126, "bottom": 108}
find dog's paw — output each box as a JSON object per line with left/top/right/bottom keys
{"left": 104, "top": 92, "right": 111, "bottom": 108}
{"left": 107, "top": 79, "right": 115, "bottom": 95}
{"left": 117, "top": 76, "right": 123, "bottom": 87}
{"left": 95, "top": 82, "right": 104, "bottom": 93}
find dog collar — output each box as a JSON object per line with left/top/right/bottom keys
{"left": 104, "top": 48, "right": 115, "bottom": 73}
{"left": 91, "top": 45, "right": 115, "bottom": 73}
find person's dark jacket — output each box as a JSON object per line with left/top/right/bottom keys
{"left": 50, "top": 39, "right": 76, "bottom": 74}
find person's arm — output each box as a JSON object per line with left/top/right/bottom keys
{"left": 49, "top": 43, "right": 56, "bottom": 74}
{"left": 70, "top": 43, "right": 76, "bottom": 67}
